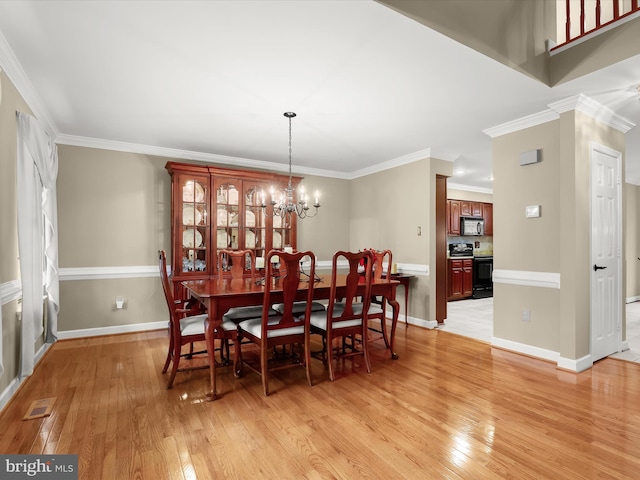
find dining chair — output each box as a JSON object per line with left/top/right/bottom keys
{"left": 234, "top": 249, "right": 316, "bottom": 396}
{"left": 159, "top": 250, "right": 219, "bottom": 389}
{"left": 364, "top": 248, "right": 393, "bottom": 349}
{"left": 309, "top": 250, "right": 374, "bottom": 381}
{"left": 271, "top": 252, "right": 325, "bottom": 316}
{"left": 217, "top": 249, "right": 278, "bottom": 362}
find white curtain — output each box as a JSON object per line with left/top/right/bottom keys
{"left": 16, "top": 111, "right": 59, "bottom": 377}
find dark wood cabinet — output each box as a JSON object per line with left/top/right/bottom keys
{"left": 166, "top": 161, "right": 299, "bottom": 296}
{"left": 483, "top": 203, "right": 493, "bottom": 236}
{"left": 460, "top": 201, "right": 471, "bottom": 216}
{"left": 448, "top": 258, "right": 473, "bottom": 300}
{"left": 447, "top": 200, "right": 461, "bottom": 235}
{"left": 447, "top": 198, "right": 493, "bottom": 237}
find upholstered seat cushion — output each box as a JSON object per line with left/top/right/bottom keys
{"left": 238, "top": 316, "right": 305, "bottom": 339}
{"left": 271, "top": 301, "right": 326, "bottom": 315}
{"left": 179, "top": 314, "right": 208, "bottom": 336}
{"left": 180, "top": 313, "right": 237, "bottom": 336}
{"left": 222, "top": 305, "right": 278, "bottom": 322}
{"left": 309, "top": 309, "right": 363, "bottom": 331}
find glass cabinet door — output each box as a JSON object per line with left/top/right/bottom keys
{"left": 215, "top": 180, "right": 240, "bottom": 254}
{"left": 179, "top": 176, "right": 209, "bottom": 273}
{"left": 244, "top": 183, "right": 267, "bottom": 262}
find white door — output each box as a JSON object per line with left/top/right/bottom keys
{"left": 590, "top": 143, "right": 622, "bottom": 362}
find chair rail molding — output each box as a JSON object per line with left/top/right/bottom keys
{"left": 492, "top": 269, "right": 560, "bottom": 289}
{"left": 60, "top": 263, "right": 430, "bottom": 280}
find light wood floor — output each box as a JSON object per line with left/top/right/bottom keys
{"left": 1, "top": 326, "right": 640, "bottom": 479}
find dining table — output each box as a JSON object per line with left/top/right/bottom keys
{"left": 182, "top": 273, "right": 401, "bottom": 400}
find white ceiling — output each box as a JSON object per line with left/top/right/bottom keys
{"left": 0, "top": 0, "right": 639, "bottom": 191}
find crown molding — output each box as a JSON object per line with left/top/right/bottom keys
{"left": 484, "top": 94, "right": 636, "bottom": 139}
{"left": 55, "top": 134, "right": 351, "bottom": 180}
{"left": 348, "top": 148, "right": 432, "bottom": 179}
{"left": 549, "top": 94, "right": 636, "bottom": 133}
{"left": 0, "top": 29, "right": 58, "bottom": 137}
{"left": 483, "top": 109, "right": 559, "bottom": 138}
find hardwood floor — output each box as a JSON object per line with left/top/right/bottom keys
{"left": 1, "top": 326, "right": 640, "bottom": 479}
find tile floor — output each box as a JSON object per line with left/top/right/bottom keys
{"left": 441, "top": 297, "right": 640, "bottom": 363}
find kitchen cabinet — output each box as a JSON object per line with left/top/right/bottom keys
{"left": 447, "top": 200, "right": 461, "bottom": 235}
{"left": 448, "top": 258, "right": 473, "bottom": 300}
{"left": 483, "top": 203, "right": 493, "bottom": 236}
{"left": 447, "top": 198, "right": 493, "bottom": 237}
{"left": 166, "top": 161, "right": 299, "bottom": 297}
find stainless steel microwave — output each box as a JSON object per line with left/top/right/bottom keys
{"left": 461, "top": 217, "right": 484, "bottom": 236}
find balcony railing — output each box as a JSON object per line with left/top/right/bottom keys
{"left": 553, "top": 0, "right": 640, "bottom": 50}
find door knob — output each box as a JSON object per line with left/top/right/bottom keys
{"left": 593, "top": 264, "right": 607, "bottom": 271}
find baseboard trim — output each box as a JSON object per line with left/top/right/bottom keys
{"left": 491, "top": 336, "right": 560, "bottom": 364}
{"left": 57, "top": 321, "right": 168, "bottom": 340}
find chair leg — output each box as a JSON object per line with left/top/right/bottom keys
{"left": 166, "top": 343, "right": 182, "bottom": 389}
{"left": 233, "top": 336, "right": 243, "bottom": 378}
{"left": 379, "top": 316, "right": 390, "bottom": 349}
{"left": 362, "top": 332, "right": 372, "bottom": 374}
{"left": 261, "top": 341, "right": 270, "bottom": 396}
{"left": 304, "top": 339, "right": 313, "bottom": 387}
{"left": 162, "top": 332, "right": 174, "bottom": 374}
{"left": 327, "top": 336, "right": 336, "bottom": 382}
{"left": 224, "top": 338, "right": 231, "bottom": 364}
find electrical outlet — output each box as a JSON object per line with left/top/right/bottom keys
{"left": 116, "top": 296, "right": 125, "bottom": 309}
{"left": 522, "top": 308, "right": 531, "bottom": 322}
{"left": 417, "top": 226, "right": 422, "bottom": 236}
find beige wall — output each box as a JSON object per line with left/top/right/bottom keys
{"left": 626, "top": 183, "right": 640, "bottom": 300}
{"left": 492, "top": 109, "right": 626, "bottom": 362}
{"left": 55, "top": 146, "right": 351, "bottom": 332}
{"left": 57, "top": 147, "right": 171, "bottom": 267}
{"left": 493, "top": 119, "right": 562, "bottom": 353}
{"left": 350, "top": 159, "right": 433, "bottom": 321}
{"left": 296, "top": 174, "right": 350, "bottom": 260}
{"left": 447, "top": 188, "right": 493, "bottom": 204}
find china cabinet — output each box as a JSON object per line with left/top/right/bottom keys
{"left": 166, "top": 161, "right": 300, "bottom": 296}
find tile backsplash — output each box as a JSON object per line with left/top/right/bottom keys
{"left": 448, "top": 235, "right": 493, "bottom": 256}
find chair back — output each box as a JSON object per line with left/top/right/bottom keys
{"left": 158, "top": 250, "right": 177, "bottom": 320}
{"left": 328, "top": 250, "right": 373, "bottom": 322}
{"left": 262, "top": 250, "right": 316, "bottom": 337}
{"left": 218, "top": 249, "right": 256, "bottom": 281}
{"left": 367, "top": 249, "right": 392, "bottom": 282}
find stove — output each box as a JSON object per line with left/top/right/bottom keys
{"left": 472, "top": 256, "right": 493, "bottom": 298}
{"left": 449, "top": 243, "right": 473, "bottom": 258}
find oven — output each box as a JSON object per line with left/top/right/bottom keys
{"left": 473, "top": 256, "right": 493, "bottom": 298}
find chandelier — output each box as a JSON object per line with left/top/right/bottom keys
{"left": 262, "top": 112, "right": 320, "bottom": 221}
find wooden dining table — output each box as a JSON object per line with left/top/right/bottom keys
{"left": 182, "top": 274, "right": 400, "bottom": 400}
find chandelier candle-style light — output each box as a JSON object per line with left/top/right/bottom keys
{"left": 262, "top": 112, "right": 320, "bottom": 221}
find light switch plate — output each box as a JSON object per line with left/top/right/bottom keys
{"left": 526, "top": 205, "right": 540, "bottom": 218}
